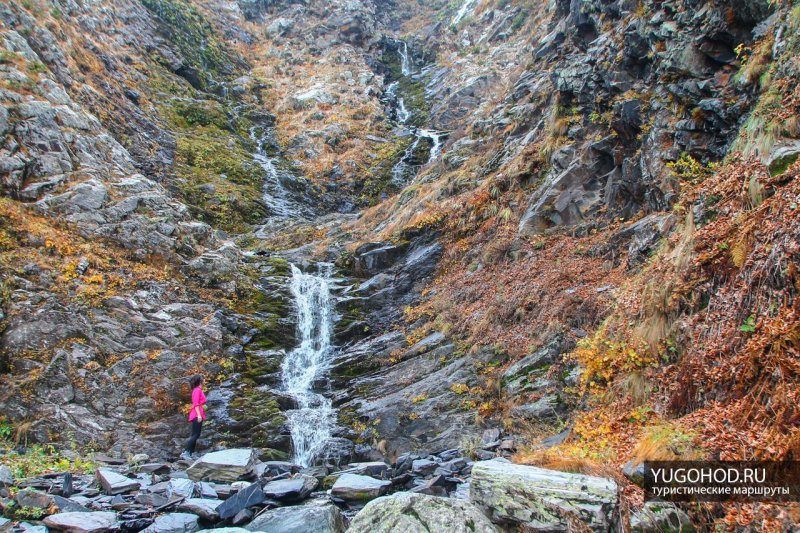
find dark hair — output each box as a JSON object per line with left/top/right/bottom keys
{"left": 190, "top": 375, "right": 203, "bottom": 388}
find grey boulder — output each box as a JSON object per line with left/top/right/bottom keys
{"left": 330, "top": 473, "right": 391, "bottom": 503}
{"left": 469, "top": 459, "right": 618, "bottom": 532}
{"left": 96, "top": 468, "right": 141, "bottom": 495}
{"left": 43, "top": 511, "right": 118, "bottom": 533}
{"left": 348, "top": 492, "right": 499, "bottom": 533}
{"left": 142, "top": 512, "right": 199, "bottom": 533}
{"left": 177, "top": 498, "right": 224, "bottom": 520}
{"left": 187, "top": 448, "right": 258, "bottom": 482}
{"left": 262, "top": 474, "right": 318, "bottom": 502}
{"left": 245, "top": 500, "right": 345, "bottom": 533}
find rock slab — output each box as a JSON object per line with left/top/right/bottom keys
{"left": 245, "top": 500, "right": 345, "bottom": 533}
{"left": 330, "top": 473, "right": 391, "bottom": 503}
{"left": 186, "top": 448, "right": 258, "bottom": 482}
{"left": 216, "top": 482, "right": 265, "bottom": 520}
{"left": 469, "top": 459, "right": 618, "bottom": 531}
{"left": 96, "top": 468, "right": 141, "bottom": 495}
{"left": 43, "top": 511, "right": 119, "bottom": 533}
{"left": 348, "top": 492, "right": 499, "bottom": 533}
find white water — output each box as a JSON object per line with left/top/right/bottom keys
{"left": 281, "top": 264, "right": 336, "bottom": 467}
{"left": 419, "top": 128, "right": 444, "bottom": 161}
{"left": 399, "top": 41, "right": 413, "bottom": 76}
{"left": 250, "top": 127, "right": 299, "bottom": 219}
{"left": 452, "top": 0, "right": 479, "bottom": 25}
{"left": 390, "top": 129, "right": 444, "bottom": 186}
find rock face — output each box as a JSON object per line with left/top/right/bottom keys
{"left": 187, "top": 449, "right": 258, "bottom": 482}
{"left": 469, "top": 459, "right": 618, "bottom": 531}
{"left": 348, "top": 492, "right": 500, "bottom": 533}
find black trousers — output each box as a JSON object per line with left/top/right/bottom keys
{"left": 186, "top": 420, "right": 202, "bottom": 454}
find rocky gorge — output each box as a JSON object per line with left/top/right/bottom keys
{"left": 1, "top": 0, "right": 799, "bottom": 530}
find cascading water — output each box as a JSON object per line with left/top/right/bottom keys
{"left": 281, "top": 263, "right": 337, "bottom": 467}
{"left": 452, "top": 0, "right": 480, "bottom": 25}
{"left": 250, "top": 127, "right": 300, "bottom": 219}
{"left": 398, "top": 41, "right": 413, "bottom": 76}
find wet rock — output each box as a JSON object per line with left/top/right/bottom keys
{"left": 216, "top": 482, "right": 265, "bottom": 521}
{"left": 470, "top": 459, "right": 618, "bottom": 531}
{"left": 330, "top": 473, "right": 391, "bottom": 503}
{"left": 319, "top": 438, "right": 355, "bottom": 466}
{"left": 350, "top": 242, "right": 407, "bottom": 276}
{"left": 187, "top": 449, "right": 258, "bottom": 483}
{"left": 262, "top": 474, "right": 318, "bottom": 502}
{"left": 142, "top": 513, "right": 199, "bottom": 533}
{"left": 261, "top": 461, "right": 301, "bottom": 477}
{"left": 177, "top": 498, "right": 223, "bottom": 521}
{"left": 43, "top": 511, "right": 118, "bottom": 533}
{"left": 96, "top": 468, "right": 140, "bottom": 495}
{"left": 244, "top": 499, "right": 345, "bottom": 533}
{"left": 348, "top": 492, "right": 499, "bottom": 533}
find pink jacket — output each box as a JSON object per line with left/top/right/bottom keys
{"left": 188, "top": 386, "right": 206, "bottom": 421}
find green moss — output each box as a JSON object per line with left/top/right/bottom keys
{"left": 172, "top": 130, "right": 266, "bottom": 232}
{"left": 258, "top": 448, "right": 290, "bottom": 461}
{"left": 166, "top": 99, "right": 229, "bottom": 130}
{"left": 359, "top": 136, "right": 413, "bottom": 203}
{"left": 265, "top": 256, "right": 291, "bottom": 277}
{"left": 227, "top": 388, "right": 288, "bottom": 449}
{"left": 769, "top": 152, "right": 798, "bottom": 176}
{"left": 248, "top": 315, "right": 293, "bottom": 351}
{"left": 141, "top": 0, "right": 235, "bottom": 88}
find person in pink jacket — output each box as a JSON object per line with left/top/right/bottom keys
{"left": 180, "top": 374, "right": 207, "bottom": 461}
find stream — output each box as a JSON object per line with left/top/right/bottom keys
{"left": 385, "top": 44, "right": 446, "bottom": 187}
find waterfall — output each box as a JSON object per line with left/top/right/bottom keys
{"left": 250, "top": 127, "right": 300, "bottom": 219}
{"left": 452, "top": 0, "right": 479, "bottom": 25}
{"left": 281, "top": 264, "right": 336, "bottom": 467}
{"left": 419, "top": 128, "right": 444, "bottom": 161}
{"left": 399, "top": 41, "right": 412, "bottom": 76}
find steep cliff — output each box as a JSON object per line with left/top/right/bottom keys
{"left": 0, "top": 0, "right": 798, "bottom": 529}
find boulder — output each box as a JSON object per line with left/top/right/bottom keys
{"left": 262, "top": 475, "right": 318, "bottom": 502}
{"left": 167, "top": 478, "right": 196, "bottom": 499}
{"left": 43, "top": 511, "right": 118, "bottom": 533}
{"left": 96, "top": 468, "right": 140, "bottom": 495}
{"left": 245, "top": 500, "right": 345, "bottom": 533}
{"left": 0, "top": 465, "right": 13, "bottom": 487}
{"left": 469, "top": 459, "right": 618, "bottom": 531}
{"left": 187, "top": 449, "right": 258, "bottom": 482}
{"left": 216, "top": 482, "right": 265, "bottom": 521}
{"left": 15, "top": 489, "right": 53, "bottom": 509}
{"left": 177, "top": 498, "right": 224, "bottom": 520}
{"left": 330, "top": 473, "right": 391, "bottom": 503}
{"left": 142, "top": 513, "right": 199, "bottom": 533}
{"left": 348, "top": 492, "right": 499, "bottom": 533}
